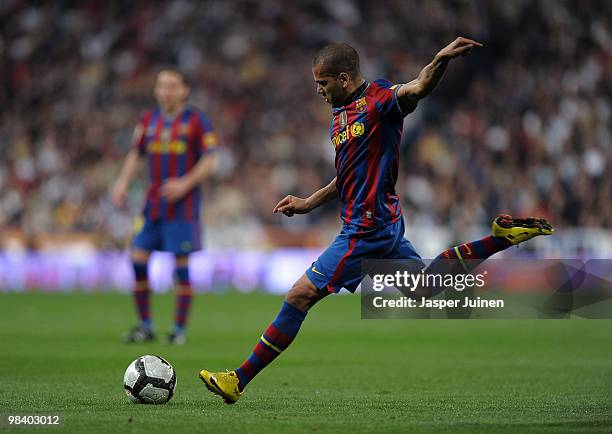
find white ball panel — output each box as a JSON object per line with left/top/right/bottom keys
{"left": 142, "top": 355, "right": 174, "bottom": 382}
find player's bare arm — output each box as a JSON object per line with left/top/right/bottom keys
{"left": 160, "top": 153, "right": 217, "bottom": 203}
{"left": 397, "top": 37, "right": 483, "bottom": 114}
{"left": 273, "top": 177, "right": 337, "bottom": 217}
{"left": 112, "top": 148, "right": 143, "bottom": 208}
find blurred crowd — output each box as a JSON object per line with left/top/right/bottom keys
{"left": 0, "top": 0, "right": 610, "bottom": 249}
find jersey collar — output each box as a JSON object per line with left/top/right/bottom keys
{"left": 333, "top": 81, "right": 369, "bottom": 115}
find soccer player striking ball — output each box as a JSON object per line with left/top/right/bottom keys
{"left": 199, "top": 38, "right": 553, "bottom": 402}
{"left": 113, "top": 68, "right": 218, "bottom": 345}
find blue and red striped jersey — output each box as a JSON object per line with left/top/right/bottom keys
{"left": 132, "top": 105, "right": 217, "bottom": 222}
{"left": 330, "top": 79, "right": 405, "bottom": 229}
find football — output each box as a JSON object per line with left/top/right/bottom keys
{"left": 123, "top": 355, "right": 177, "bottom": 404}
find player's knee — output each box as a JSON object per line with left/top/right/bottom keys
{"left": 286, "top": 282, "right": 320, "bottom": 312}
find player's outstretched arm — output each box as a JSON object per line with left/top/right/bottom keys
{"left": 112, "top": 149, "right": 143, "bottom": 208}
{"left": 273, "top": 177, "right": 337, "bottom": 217}
{"left": 397, "top": 37, "right": 483, "bottom": 114}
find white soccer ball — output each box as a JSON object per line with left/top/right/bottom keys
{"left": 124, "top": 355, "right": 177, "bottom": 404}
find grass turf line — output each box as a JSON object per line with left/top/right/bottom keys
{"left": 0, "top": 292, "right": 611, "bottom": 433}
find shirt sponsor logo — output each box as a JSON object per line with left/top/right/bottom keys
{"left": 332, "top": 122, "right": 366, "bottom": 148}
{"left": 148, "top": 140, "right": 187, "bottom": 154}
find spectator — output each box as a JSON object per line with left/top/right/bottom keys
{"left": 0, "top": 0, "right": 610, "bottom": 249}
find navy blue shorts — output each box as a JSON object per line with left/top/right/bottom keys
{"left": 131, "top": 216, "right": 201, "bottom": 256}
{"left": 305, "top": 217, "right": 424, "bottom": 293}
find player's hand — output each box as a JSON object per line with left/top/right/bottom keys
{"left": 112, "top": 180, "right": 128, "bottom": 209}
{"left": 437, "top": 37, "right": 483, "bottom": 60}
{"left": 160, "top": 177, "right": 192, "bottom": 203}
{"left": 273, "top": 195, "right": 311, "bottom": 217}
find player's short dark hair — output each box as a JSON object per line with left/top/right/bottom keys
{"left": 313, "top": 43, "right": 360, "bottom": 78}
{"left": 155, "top": 66, "right": 190, "bottom": 86}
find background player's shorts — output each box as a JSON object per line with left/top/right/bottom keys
{"left": 305, "top": 217, "right": 424, "bottom": 293}
{"left": 131, "top": 216, "right": 201, "bottom": 255}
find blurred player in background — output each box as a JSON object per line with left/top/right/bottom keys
{"left": 198, "top": 38, "right": 553, "bottom": 403}
{"left": 112, "top": 68, "right": 218, "bottom": 345}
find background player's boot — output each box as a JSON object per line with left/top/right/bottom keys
{"left": 199, "top": 370, "right": 242, "bottom": 404}
{"left": 123, "top": 325, "right": 155, "bottom": 343}
{"left": 167, "top": 331, "right": 186, "bottom": 346}
{"left": 492, "top": 214, "right": 554, "bottom": 245}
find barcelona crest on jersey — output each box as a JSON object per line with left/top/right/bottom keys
{"left": 355, "top": 97, "right": 367, "bottom": 113}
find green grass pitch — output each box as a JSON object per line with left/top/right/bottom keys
{"left": 1, "top": 292, "right": 611, "bottom": 433}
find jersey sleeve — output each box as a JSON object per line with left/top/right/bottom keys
{"left": 196, "top": 112, "right": 218, "bottom": 154}
{"left": 132, "top": 112, "right": 150, "bottom": 155}
{"left": 372, "top": 79, "right": 406, "bottom": 119}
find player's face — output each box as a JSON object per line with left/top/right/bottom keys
{"left": 312, "top": 64, "right": 349, "bottom": 107}
{"left": 154, "top": 71, "right": 189, "bottom": 112}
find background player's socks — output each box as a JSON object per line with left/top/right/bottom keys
{"left": 174, "top": 264, "right": 192, "bottom": 333}
{"left": 235, "top": 301, "right": 307, "bottom": 391}
{"left": 133, "top": 262, "right": 152, "bottom": 330}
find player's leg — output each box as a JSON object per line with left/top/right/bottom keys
{"left": 199, "top": 227, "right": 365, "bottom": 404}
{"left": 162, "top": 219, "right": 200, "bottom": 345}
{"left": 124, "top": 248, "right": 155, "bottom": 342}
{"left": 233, "top": 274, "right": 328, "bottom": 389}
{"left": 199, "top": 274, "right": 329, "bottom": 404}
{"left": 409, "top": 214, "right": 554, "bottom": 298}
{"left": 428, "top": 214, "right": 554, "bottom": 274}
{"left": 383, "top": 214, "right": 553, "bottom": 298}
{"left": 169, "top": 254, "right": 192, "bottom": 345}
{"left": 132, "top": 248, "right": 152, "bottom": 319}
{"left": 125, "top": 217, "right": 161, "bottom": 343}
